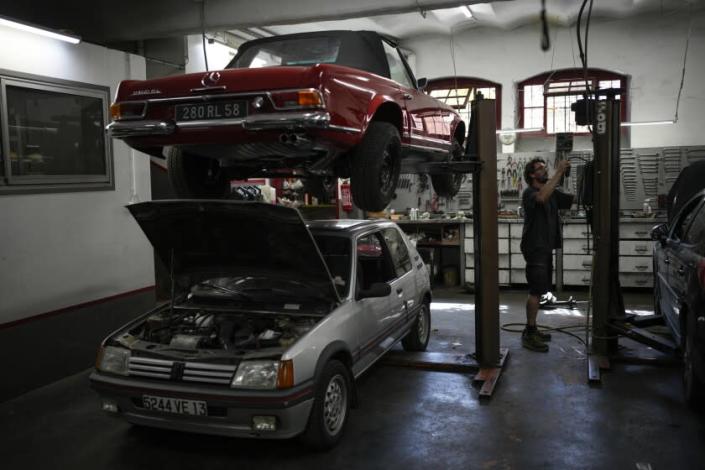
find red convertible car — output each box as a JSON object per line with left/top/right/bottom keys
{"left": 107, "top": 30, "right": 465, "bottom": 211}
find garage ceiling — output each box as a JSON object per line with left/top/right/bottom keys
{"left": 0, "top": 0, "right": 698, "bottom": 46}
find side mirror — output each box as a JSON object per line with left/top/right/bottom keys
{"left": 650, "top": 223, "right": 669, "bottom": 244}
{"left": 357, "top": 282, "right": 391, "bottom": 300}
{"left": 417, "top": 77, "right": 428, "bottom": 91}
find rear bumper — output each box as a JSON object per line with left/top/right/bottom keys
{"left": 107, "top": 111, "right": 333, "bottom": 139}
{"left": 90, "top": 371, "right": 314, "bottom": 439}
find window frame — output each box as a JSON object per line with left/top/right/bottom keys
{"left": 381, "top": 227, "right": 413, "bottom": 278}
{"left": 517, "top": 68, "right": 628, "bottom": 136}
{"left": 0, "top": 69, "right": 114, "bottom": 195}
{"left": 425, "top": 77, "right": 502, "bottom": 128}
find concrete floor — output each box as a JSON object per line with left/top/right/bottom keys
{"left": 1, "top": 289, "right": 704, "bottom": 469}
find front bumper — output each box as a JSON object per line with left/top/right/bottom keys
{"left": 90, "top": 371, "right": 314, "bottom": 439}
{"left": 107, "top": 111, "right": 332, "bottom": 139}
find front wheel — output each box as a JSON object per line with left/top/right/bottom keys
{"left": 350, "top": 122, "right": 401, "bottom": 212}
{"left": 402, "top": 303, "right": 431, "bottom": 351}
{"left": 431, "top": 138, "right": 465, "bottom": 198}
{"left": 300, "top": 360, "right": 351, "bottom": 450}
{"left": 166, "top": 147, "right": 229, "bottom": 198}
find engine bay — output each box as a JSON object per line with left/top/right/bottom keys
{"left": 120, "top": 307, "right": 319, "bottom": 356}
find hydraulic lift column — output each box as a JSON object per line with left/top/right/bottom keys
{"left": 471, "top": 99, "right": 501, "bottom": 368}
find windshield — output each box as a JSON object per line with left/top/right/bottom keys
{"left": 312, "top": 234, "right": 352, "bottom": 298}
{"left": 229, "top": 36, "right": 342, "bottom": 69}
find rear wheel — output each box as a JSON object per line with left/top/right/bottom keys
{"left": 431, "top": 138, "right": 465, "bottom": 198}
{"left": 350, "top": 122, "right": 401, "bottom": 212}
{"left": 166, "top": 147, "right": 229, "bottom": 198}
{"left": 402, "top": 303, "right": 431, "bottom": 351}
{"left": 683, "top": 317, "right": 705, "bottom": 409}
{"left": 300, "top": 360, "right": 351, "bottom": 450}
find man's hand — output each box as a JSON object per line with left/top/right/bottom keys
{"left": 556, "top": 159, "right": 571, "bottom": 175}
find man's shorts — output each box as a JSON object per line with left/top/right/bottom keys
{"left": 523, "top": 250, "right": 553, "bottom": 296}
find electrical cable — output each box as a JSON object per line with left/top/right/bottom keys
{"left": 199, "top": 0, "right": 209, "bottom": 72}
{"left": 540, "top": 0, "right": 550, "bottom": 51}
{"left": 500, "top": 322, "right": 587, "bottom": 346}
{"left": 674, "top": 12, "right": 693, "bottom": 123}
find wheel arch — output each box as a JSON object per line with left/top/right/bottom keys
{"left": 312, "top": 341, "right": 357, "bottom": 406}
{"left": 368, "top": 99, "right": 403, "bottom": 135}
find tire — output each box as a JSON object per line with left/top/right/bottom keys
{"left": 683, "top": 316, "right": 705, "bottom": 409}
{"left": 300, "top": 360, "right": 351, "bottom": 450}
{"left": 431, "top": 138, "right": 465, "bottom": 198}
{"left": 166, "top": 147, "right": 229, "bottom": 198}
{"left": 350, "top": 122, "right": 401, "bottom": 212}
{"left": 402, "top": 303, "right": 431, "bottom": 351}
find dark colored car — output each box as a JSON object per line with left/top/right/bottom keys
{"left": 107, "top": 30, "right": 465, "bottom": 211}
{"left": 652, "top": 161, "right": 705, "bottom": 407}
{"left": 90, "top": 201, "right": 432, "bottom": 449}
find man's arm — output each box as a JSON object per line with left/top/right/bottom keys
{"left": 535, "top": 160, "right": 571, "bottom": 204}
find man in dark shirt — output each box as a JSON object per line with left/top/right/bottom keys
{"left": 520, "top": 157, "right": 572, "bottom": 352}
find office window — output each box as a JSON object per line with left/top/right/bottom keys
{"left": 1, "top": 73, "right": 113, "bottom": 194}
{"left": 426, "top": 77, "right": 501, "bottom": 128}
{"left": 518, "top": 69, "right": 627, "bottom": 135}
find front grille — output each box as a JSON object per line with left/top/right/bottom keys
{"left": 128, "top": 356, "right": 237, "bottom": 386}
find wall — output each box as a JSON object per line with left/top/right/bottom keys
{"left": 403, "top": 9, "right": 705, "bottom": 151}
{"left": 0, "top": 26, "right": 155, "bottom": 325}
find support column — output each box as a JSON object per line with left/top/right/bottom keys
{"left": 471, "top": 99, "right": 500, "bottom": 367}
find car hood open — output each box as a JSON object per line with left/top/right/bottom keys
{"left": 128, "top": 200, "right": 340, "bottom": 304}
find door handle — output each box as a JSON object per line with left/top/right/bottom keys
{"left": 403, "top": 93, "right": 413, "bottom": 100}
{"left": 396, "top": 288, "right": 403, "bottom": 295}
{"left": 664, "top": 258, "right": 670, "bottom": 264}
{"left": 678, "top": 267, "right": 685, "bottom": 276}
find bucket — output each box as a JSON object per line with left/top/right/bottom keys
{"left": 442, "top": 266, "right": 458, "bottom": 287}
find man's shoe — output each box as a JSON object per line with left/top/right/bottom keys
{"left": 535, "top": 329, "right": 552, "bottom": 342}
{"left": 522, "top": 330, "right": 549, "bottom": 352}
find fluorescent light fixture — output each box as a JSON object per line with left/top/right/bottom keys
{"left": 0, "top": 15, "right": 80, "bottom": 44}
{"left": 462, "top": 5, "right": 474, "bottom": 18}
{"left": 496, "top": 127, "right": 543, "bottom": 134}
{"left": 620, "top": 120, "right": 675, "bottom": 127}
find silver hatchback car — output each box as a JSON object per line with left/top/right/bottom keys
{"left": 90, "top": 200, "right": 432, "bottom": 449}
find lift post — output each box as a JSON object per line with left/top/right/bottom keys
{"left": 382, "top": 97, "right": 507, "bottom": 396}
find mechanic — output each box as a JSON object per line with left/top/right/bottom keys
{"left": 520, "top": 157, "right": 573, "bottom": 352}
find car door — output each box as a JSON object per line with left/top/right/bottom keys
{"left": 352, "top": 230, "right": 396, "bottom": 373}
{"left": 381, "top": 41, "right": 448, "bottom": 152}
{"left": 380, "top": 227, "right": 418, "bottom": 333}
{"left": 662, "top": 196, "right": 703, "bottom": 342}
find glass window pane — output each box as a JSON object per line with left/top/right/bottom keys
{"left": 7, "top": 85, "right": 106, "bottom": 177}
{"left": 382, "top": 42, "right": 413, "bottom": 88}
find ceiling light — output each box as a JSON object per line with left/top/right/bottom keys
{"left": 620, "top": 120, "right": 675, "bottom": 127}
{"left": 0, "top": 15, "right": 80, "bottom": 44}
{"left": 462, "top": 5, "right": 474, "bottom": 18}
{"left": 496, "top": 128, "right": 543, "bottom": 134}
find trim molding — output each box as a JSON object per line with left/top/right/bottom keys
{"left": 0, "top": 286, "right": 155, "bottom": 330}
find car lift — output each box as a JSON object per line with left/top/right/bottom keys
{"left": 382, "top": 97, "right": 508, "bottom": 397}
{"left": 579, "top": 92, "right": 679, "bottom": 383}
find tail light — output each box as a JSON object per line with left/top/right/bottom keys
{"left": 110, "top": 101, "right": 146, "bottom": 121}
{"left": 270, "top": 89, "right": 324, "bottom": 109}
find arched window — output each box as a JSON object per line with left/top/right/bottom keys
{"left": 518, "top": 68, "right": 628, "bottom": 134}
{"left": 426, "top": 77, "right": 501, "bottom": 128}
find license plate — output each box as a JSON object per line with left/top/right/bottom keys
{"left": 142, "top": 395, "right": 208, "bottom": 416}
{"left": 175, "top": 101, "right": 247, "bottom": 122}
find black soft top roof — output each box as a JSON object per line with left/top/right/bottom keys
{"left": 228, "top": 30, "right": 391, "bottom": 78}
{"left": 667, "top": 159, "right": 705, "bottom": 222}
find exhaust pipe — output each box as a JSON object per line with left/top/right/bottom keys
{"left": 279, "top": 133, "right": 310, "bottom": 146}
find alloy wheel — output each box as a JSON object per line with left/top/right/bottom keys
{"left": 323, "top": 374, "right": 347, "bottom": 435}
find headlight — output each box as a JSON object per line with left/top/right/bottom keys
{"left": 231, "top": 360, "right": 280, "bottom": 389}
{"left": 96, "top": 345, "right": 131, "bottom": 376}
